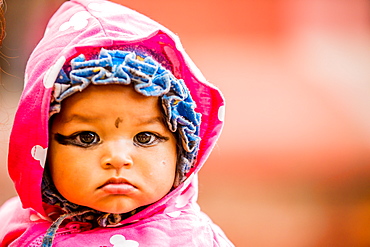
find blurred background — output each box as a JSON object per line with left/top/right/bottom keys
{"left": 1, "top": 0, "right": 370, "bottom": 246}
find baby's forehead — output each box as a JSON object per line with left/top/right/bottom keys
{"left": 57, "top": 84, "right": 162, "bottom": 118}
{"left": 51, "top": 85, "right": 168, "bottom": 134}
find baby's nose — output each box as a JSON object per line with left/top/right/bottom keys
{"left": 101, "top": 140, "right": 133, "bottom": 169}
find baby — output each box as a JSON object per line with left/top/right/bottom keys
{"left": 0, "top": 0, "right": 233, "bottom": 246}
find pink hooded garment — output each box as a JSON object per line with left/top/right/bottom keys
{"left": 0, "top": 0, "right": 232, "bottom": 246}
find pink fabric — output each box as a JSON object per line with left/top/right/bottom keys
{"left": 0, "top": 0, "right": 232, "bottom": 246}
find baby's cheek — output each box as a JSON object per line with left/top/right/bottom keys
{"left": 148, "top": 159, "right": 175, "bottom": 178}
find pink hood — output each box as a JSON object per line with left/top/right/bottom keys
{"left": 1, "top": 0, "right": 231, "bottom": 246}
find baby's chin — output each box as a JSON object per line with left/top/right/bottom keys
{"left": 85, "top": 201, "right": 145, "bottom": 215}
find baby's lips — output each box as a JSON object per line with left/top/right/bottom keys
{"left": 98, "top": 177, "right": 137, "bottom": 195}
{"left": 99, "top": 177, "right": 135, "bottom": 188}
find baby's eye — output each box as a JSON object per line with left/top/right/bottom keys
{"left": 77, "top": 131, "right": 100, "bottom": 145}
{"left": 133, "top": 132, "right": 168, "bottom": 147}
{"left": 55, "top": 131, "right": 100, "bottom": 148}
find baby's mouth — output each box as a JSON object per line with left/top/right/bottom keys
{"left": 98, "top": 177, "right": 137, "bottom": 195}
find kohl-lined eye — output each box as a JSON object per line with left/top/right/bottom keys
{"left": 134, "top": 132, "right": 168, "bottom": 147}
{"left": 78, "top": 131, "right": 99, "bottom": 144}
{"left": 55, "top": 131, "right": 101, "bottom": 147}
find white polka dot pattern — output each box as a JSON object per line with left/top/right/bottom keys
{"left": 31, "top": 145, "right": 48, "bottom": 168}
{"left": 43, "top": 56, "right": 66, "bottom": 89}
{"left": 218, "top": 105, "right": 225, "bottom": 122}
{"left": 59, "top": 11, "right": 91, "bottom": 32}
{"left": 110, "top": 234, "right": 139, "bottom": 247}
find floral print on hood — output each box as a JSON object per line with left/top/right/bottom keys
{"left": 0, "top": 0, "right": 232, "bottom": 246}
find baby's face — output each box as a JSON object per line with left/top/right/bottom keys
{"left": 48, "top": 85, "right": 177, "bottom": 214}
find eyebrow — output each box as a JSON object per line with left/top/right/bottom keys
{"left": 61, "top": 114, "right": 166, "bottom": 126}
{"left": 136, "top": 116, "right": 166, "bottom": 126}
{"left": 60, "top": 114, "right": 98, "bottom": 124}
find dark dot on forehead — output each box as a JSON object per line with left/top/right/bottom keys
{"left": 115, "top": 117, "right": 123, "bottom": 128}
